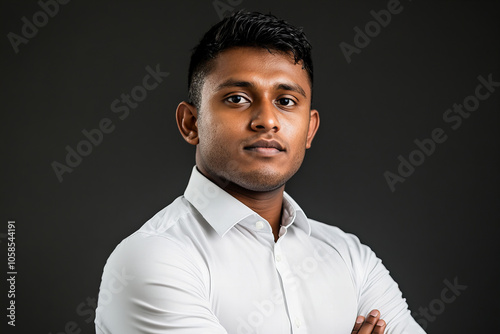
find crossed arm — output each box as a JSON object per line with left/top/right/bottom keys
{"left": 96, "top": 232, "right": 417, "bottom": 333}
{"left": 352, "top": 309, "right": 386, "bottom": 334}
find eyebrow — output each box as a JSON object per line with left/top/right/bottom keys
{"left": 276, "top": 83, "right": 307, "bottom": 98}
{"left": 215, "top": 79, "right": 307, "bottom": 98}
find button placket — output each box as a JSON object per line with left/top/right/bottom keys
{"left": 273, "top": 242, "right": 308, "bottom": 333}
{"left": 274, "top": 243, "right": 284, "bottom": 266}
{"left": 294, "top": 316, "right": 302, "bottom": 328}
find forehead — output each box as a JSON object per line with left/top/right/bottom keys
{"left": 203, "top": 47, "right": 311, "bottom": 97}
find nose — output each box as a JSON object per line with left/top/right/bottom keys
{"left": 250, "top": 100, "right": 281, "bottom": 132}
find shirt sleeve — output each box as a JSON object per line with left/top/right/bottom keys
{"left": 95, "top": 232, "right": 228, "bottom": 334}
{"left": 342, "top": 232, "right": 426, "bottom": 334}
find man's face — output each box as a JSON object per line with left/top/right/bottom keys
{"left": 194, "top": 46, "right": 319, "bottom": 192}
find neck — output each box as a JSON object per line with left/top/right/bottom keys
{"left": 198, "top": 166, "right": 285, "bottom": 242}
{"left": 224, "top": 183, "right": 285, "bottom": 242}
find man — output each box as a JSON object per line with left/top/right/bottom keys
{"left": 95, "top": 11, "right": 426, "bottom": 334}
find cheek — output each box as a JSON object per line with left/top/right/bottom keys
{"left": 203, "top": 113, "right": 245, "bottom": 140}
{"left": 282, "top": 118, "right": 309, "bottom": 146}
{"left": 198, "top": 118, "right": 234, "bottom": 153}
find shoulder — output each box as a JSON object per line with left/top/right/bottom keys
{"left": 307, "top": 218, "right": 380, "bottom": 275}
{"left": 102, "top": 196, "right": 208, "bottom": 280}
{"left": 96, "top": 197, "right": 214, "bottom": 332}
{"left": 308, "top": 218, "right": 365, "bottom": 250}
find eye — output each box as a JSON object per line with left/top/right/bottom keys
{"left": 225, "top": 95, "right": 249, "bottom": 104}
{"left": 276, "top": 97, "right": 296, "bottom": 107}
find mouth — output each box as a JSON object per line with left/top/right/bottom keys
{"left": 244, "top": 139, "right": 285, "bottom": 155}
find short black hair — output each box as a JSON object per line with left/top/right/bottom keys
{"left": 188, "top": 11, "right": 313, "bottom": 110}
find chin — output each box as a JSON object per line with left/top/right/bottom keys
{"left": 231, "top": 168, "right": 294, "bottom": 192}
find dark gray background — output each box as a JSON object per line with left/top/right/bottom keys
{"left": 2, "top": 0, "right": 499, "bottom": 333}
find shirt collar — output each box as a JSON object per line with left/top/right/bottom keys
{"left": 184, "top": 166, "right": 311, "bottom": 238}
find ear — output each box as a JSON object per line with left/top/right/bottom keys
{"left": 176, "top": 101, "right": 199, "bottom": 145}
{"left": 305, "top": 109, "right": 320, "bottom": 149}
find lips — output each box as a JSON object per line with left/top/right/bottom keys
{"left": 244, "top": 139, "right": 285, "bottom": 154}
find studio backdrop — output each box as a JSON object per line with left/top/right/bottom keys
{"left": 1, "top": 0, "right": 499, "bottom": 333}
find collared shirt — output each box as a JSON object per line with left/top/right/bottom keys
{"left": 95, "top": 167, "right": 426, "bottom": 334}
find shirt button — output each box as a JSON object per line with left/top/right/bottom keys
{"left": 294, "top": 317, "right": 301, "bottom": 328}
{"left": 255, "top": 221, "right": 264, "bottom": 230}
{"left": 275, "top": 254, "right": 282, "bottom": 262}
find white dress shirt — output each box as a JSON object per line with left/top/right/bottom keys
{"left": 95, "top": 167, "right": 426, "bottom": 334}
